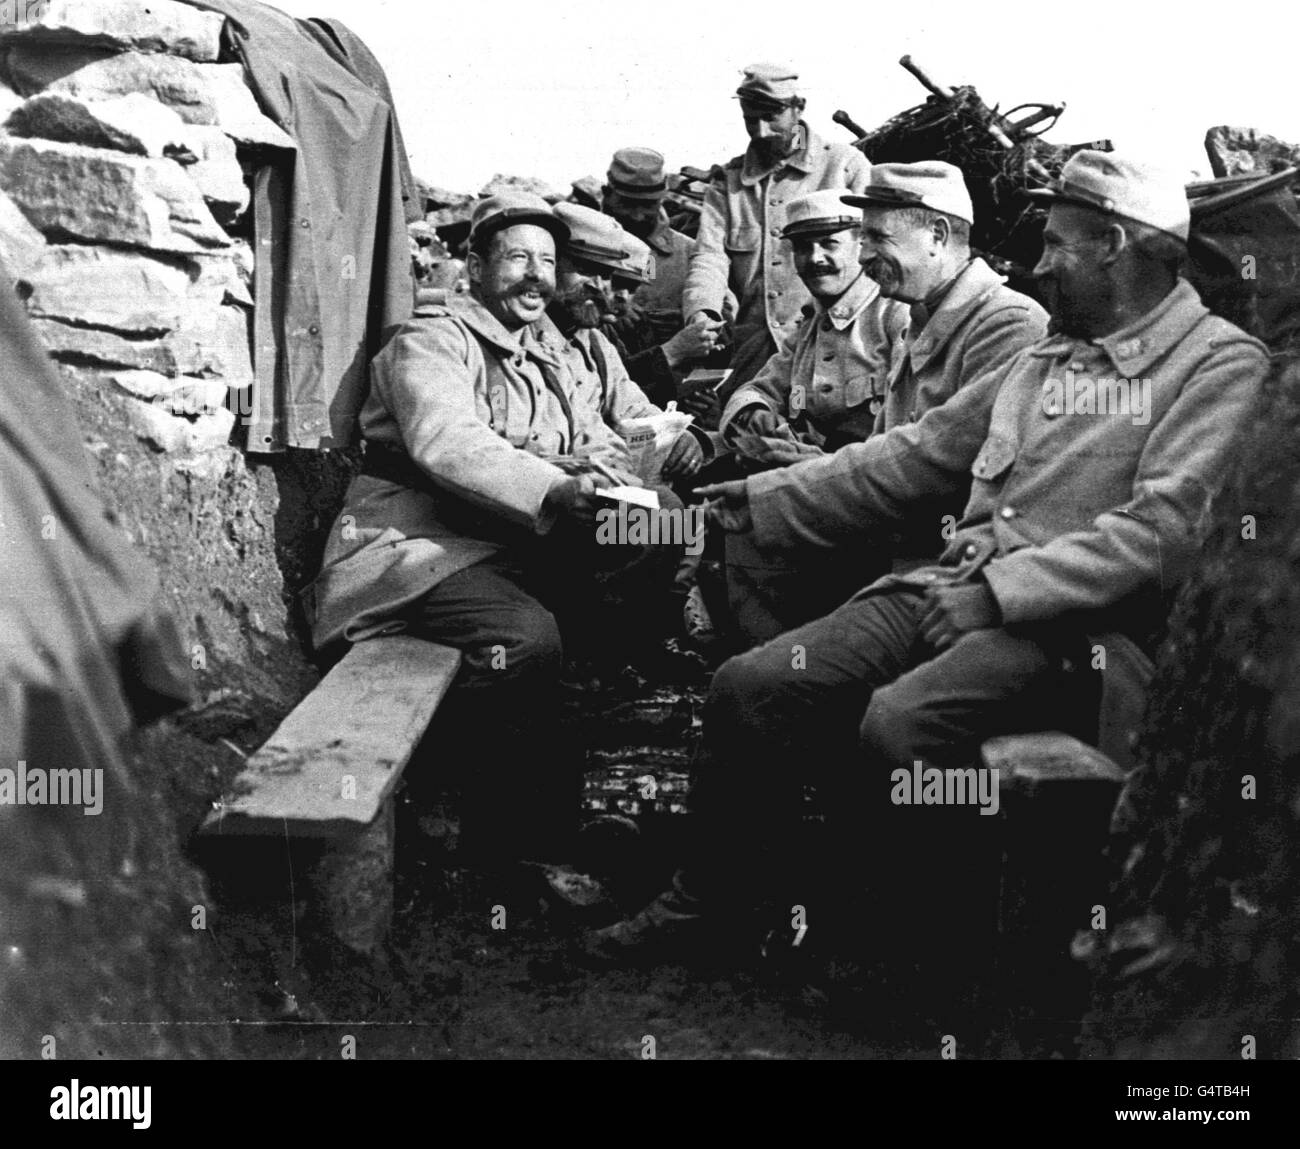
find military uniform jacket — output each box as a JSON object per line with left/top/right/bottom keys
{"left": 747, "top": 279, "right": 1267, "bottom": 645}
{"left": 306, "top": 293, "right": 629, "bottom": 649}
{"left": 719, "top": 272, "right": 910, "bottom": 448}
{"left": 635, "top": 213, "right": 694, "bottom": 323}
{"left": 877, "top": 258, "right": 1048, "bottom": 432}
{"left": 555, "top": 320, "right": 715, "bottom": 458}
{"left": 682, "top": 123, "right": 870, "bottom": 351}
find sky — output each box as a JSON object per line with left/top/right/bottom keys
{"left": 270, "top": 0, "right": 1300, "bottom": 195}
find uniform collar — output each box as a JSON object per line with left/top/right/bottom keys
{"left": 815, "top": 272, "right": 881, "bottom": 331}
{"left": 1031, "top": 279, "right": 1207, "bottom": 376}
{"left": 740, "top": 122, "right": 813, "bottom": 186}
{"left": 900, "top": 257, "right": 1008, "bottom": 372}
{"left": 460, "top": 293, "right": 562, "bottom": 363}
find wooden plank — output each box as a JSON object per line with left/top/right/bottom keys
{"left": 200, "top": 638, "right": 461, "bottom": 838}
{"left": 982, "top": 731, "right": 1126, "bottom": 791}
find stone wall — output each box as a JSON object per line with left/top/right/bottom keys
{"left": 0, "top": 1, "right": 358, "bottom": 833}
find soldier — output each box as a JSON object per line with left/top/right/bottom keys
{"left": 307, "top": 191, "right": 635, "bottom": 871}
{"left": 598, "top": 149, "right": 724, "bottom": 406}
{"left": 682, "top": 62, "right": 871, "bottom": 400}
{"left": 590, "top": 153, "right": 1269, "bottom": 969}
{"left": 547, "top": 202, "right": 709, "bottom": 481}
{"left": 718, "top": 170, "right": 1047, "bottom": 645}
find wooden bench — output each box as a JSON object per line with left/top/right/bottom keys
{"left": 981, "top": 632, "right": 1154, "bottom": 1051}
{"left": 200, "top": 636, "right": 461, "bottom": 954}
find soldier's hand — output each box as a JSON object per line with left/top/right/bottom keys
{"left": 545, "top": 474, "right": 607, "bottom": 525}
{"left": 736, "top": 406, "right": 783, "bottom": 438}
{"left": 660, "top": 431, "right": 704, "bottom": 479}
{"left": 919, "top": 584, "right": 1002, "bottom": 651}
{"left": 679, "top": 387, "right": 721, "bottom": 430}
{"left": 663, "top": 314, "right": 724, "bottom": 368}
{"left": 742, "top": 435, "right": 822, "bottom": 468}
{"left": 695, "top": 478, "right": 752, "bottom": 533}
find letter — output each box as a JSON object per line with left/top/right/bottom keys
{"left": 41, "top": 1033, "right": 56, "bottom": 1060}
{"left": 1097, "top": 376, "right": 1125, "bottom": 416}
{"left": 941, "top": 1034, "right": 956, "bottom": 1059}
{"left": 26, "top": 766, "right": 45, "bottom": 805}
{"left": 641, "top": 1035, "right": 657, "bottom": 1059}
{"left": 1091, "top": 643, "right": 1107, "bottom": 670}
{"left": 1041, "top": 377, "right": 1062, "bottom": 416}
{"left": 626, "top": 506, "right": 649, "bottom": 547}
{"left": 1131, "top": 378, "right": 1151, "bottom": 426}
{"left": 1092, "top": 904, "right": 1107, "bottom": 929}
{"left": 341, "top": 254, "right": 356, "bottom": 281}
{"left": 638, "top": 775, "right": 657, "bottom": 801}
{"left": 82, "top": 770, "right": 102, "bottom": 816}
{"left": 790, "top": 384, "right": 806, "bottom": 414}
{"left": 132, "top": 1086, "right": 151, "bottom": 1131}
{"left": 50, "top": 1085, "right": 70, "bottom": 1120}
{"left": 340, "top": 514, "right": 357, "bottom": 541}
{"left": 191, "top": 643, "right": 206, "bottom": 670}
{"left": 595, "top": 507, "right": 617, "bottom": 545}
{"left": 1241, "top": 1034, "right": 1255, "bottom": 1059}
{"left": 890, "top": 767, "right": 910, "bottom": 805}
{"left": 341, "top": 774, "right": 356, "bottom": 800}
{"left": 1241, "top": 774, "right": 1255, "bottom": 800}
{"left": 978, "top": 768, "right": 999, "bottom": 816}
{"left": 49, "top": 768, "right": 79, "bottom": 808}
{"left": 341, "top": 1034, "right": 356, "bottom": 1059}
{"left": 945, "top": 767, "right": 976, "bottom": 806}
{"left": 683, "top": 507, "right": 705, "bottom": 557}
{"left": 41, "top": 514, "right": 56, "bottom": 539}
{"left": 790, "top": 644, "right": 805, "bottom": 670}
{"left": 921, "top": 766, "right": 943, "bottom": 804}
{"left": 79, "top": 1085, "right": 99, "bottom": 1120}
{"left": 491, "top": 904, "right": 507, "bottom": 930}
{"left": 0, "top": 768, "right": 13, "bottom": 806}
{"left": 490, "top": 644, "right": 507, "bottom": 670}
{"left": 940, "top": 514, "right": 956, "bottom": 540}
{"left": 192, "top": 904, "right": 207, "bottom": 930}
{"left": 102, "top": 1085, "right": 128, "bottom": 1121}
{"left": 1241, "top": 253, "right": 1257, "bottom": 280}
{"left": 1241, "top": 514, "right": 1256, "bottom": 540}
{"left": 1074, "top": 373, "right": 1096, "bottom": 415}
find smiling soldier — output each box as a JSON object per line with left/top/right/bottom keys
{"left": 307, "top": 191, "right": 635, "bottom": 874}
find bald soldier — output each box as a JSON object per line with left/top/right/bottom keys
{"left": 308, "top": 191, "right": 636, "bottom": 872}
{"left": 683, "top": 63, "right": 871, "bottom": 399}
{"left": 590, "top": 152, "right": 1269, "bottom": 970}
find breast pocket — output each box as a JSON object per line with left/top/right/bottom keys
{"left": 842, "top": 374, "right": 879, "bottom": 409}
{"left": 725, "top": 225, "right": 761, "bottom": 253}
{"left": 971, "top": 433, "right": 1017, "bottom": 483}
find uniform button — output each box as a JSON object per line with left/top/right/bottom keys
{"left": 821, "top": 319, "right": 832, "bottom": 332}
{"left": 531, "top": 433, "right": 539, "bottom": 440}
{"left": 1000, "top": 506, "right": 1016, "bottom": 520}
{"left": 964, "top": 543, "right": 978, "bottom": 559}
{"left": 770, "top": 227, "right": 782, "bottom": 237}
{"left": 512, "top": 355, "right": 524, "bottom": 367}
{"left": 767, "top": 290, "right": 779, "bottom": 299}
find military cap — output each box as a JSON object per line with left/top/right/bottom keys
{"left": 606, "top": 147, "right": 668, "bottom": 201}
{"left": 735, "top": 62, "right": 799, "bottom": 108}
{"left": 469, "top": 190, "right": 568, "bottom": 248}
{"left": 1027, "top": 150, "right": 1189, "bottom": 241}
{"left": 842, "top": 161, "right": 975, "bottom": 225}
{"left": 551, "top": 202, "right": 629, "bottom": 270}
{"left": 609, "top": 233, "right": 656, "bottom": 285}
{"left": 782, "top": 188, "right": 862, "bottom": 240}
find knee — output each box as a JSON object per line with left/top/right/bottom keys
{"left": 859, "top": 684, "right": 921, "bottom": 773}
{"left": 705, "top": 647, "right": 790, "bottom": 742}
{"left": 490, "top": 605, "right": 562, "bottom": 681}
